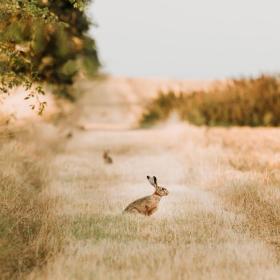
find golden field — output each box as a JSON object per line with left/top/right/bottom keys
{"left": 141, "top": 76, "right": 280, "bottom": 127}
{"left": 1, "top": 77, "right": 280, "bottom": 280}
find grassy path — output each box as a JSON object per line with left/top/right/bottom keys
{"left": 29, "top": 80, "right": 280, "bottom": 280}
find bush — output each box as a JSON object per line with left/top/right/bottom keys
{"left": 140, "top": 75, "right": 280, "bottom": 127}
{"left": 140, "top": 91, "right": 179, "bottom": 126}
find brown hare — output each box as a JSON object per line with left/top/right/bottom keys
{"left": 123, "top": 176, "right": 169, "bottom": 216}
{"left": 103, "top": 150, "right": 113, "bottom": 164}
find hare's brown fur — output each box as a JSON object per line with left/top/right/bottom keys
{"left": 124, "top": 176, "right": 169, "bottom": 216}
{"left": 103, "top": 150, "right": 113, "bottom": 164}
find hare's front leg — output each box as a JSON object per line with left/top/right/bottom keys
{"left": 147, "top": 207, "right": 157, "bottom": 216}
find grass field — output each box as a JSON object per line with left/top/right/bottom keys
{"left": 27, "top": 123, "right": 280, "bottom": 280}
{"left": 2, "top": 78, "right": 280, "bottom": 279}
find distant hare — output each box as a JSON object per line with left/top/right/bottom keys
{"left": 124, "top": 176, "right": 169, "bottom": 216}
{"left": 103, "top": 150, "right": 113, "bottom": 164}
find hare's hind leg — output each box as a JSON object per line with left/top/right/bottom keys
{"left": 130, "top": 208, "right": 141, "bottom": 214}
{"left": 124, "top": 207, "right": 141, "bottom": 215}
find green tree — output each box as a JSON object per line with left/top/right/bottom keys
{"left": 0, "top": 0, "right": 100, "bottom": 107}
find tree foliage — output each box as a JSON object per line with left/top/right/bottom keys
{"left": 0, "top": 0, "right": 100, "bottom": 105}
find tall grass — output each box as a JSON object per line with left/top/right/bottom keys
{"left": 141, "top": 75, "right": 280, "bottom": 126}
{"left": 0, "top": 128, "right": 65, "bottom": 279}
{"left": 211, "top": 127, "right": 280, "bottom": 259}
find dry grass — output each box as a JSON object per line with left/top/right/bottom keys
{"left": 28, "top": 124, "right": 280, "bottom": 280}
{"left": 209, "top": 128, "right": 280, "bottom": 260}
{"left": 141, "top": 75, "right": 280, "bottom": 126}
{"left": 3, "top": 77, "right": 280, "bottom": 279}
{"left": 0, "top": 124, "right": 66, "bottom": 280}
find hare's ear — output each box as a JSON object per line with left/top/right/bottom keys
{"left": 147, "top": 175, "right": 157, "bottom": 188}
